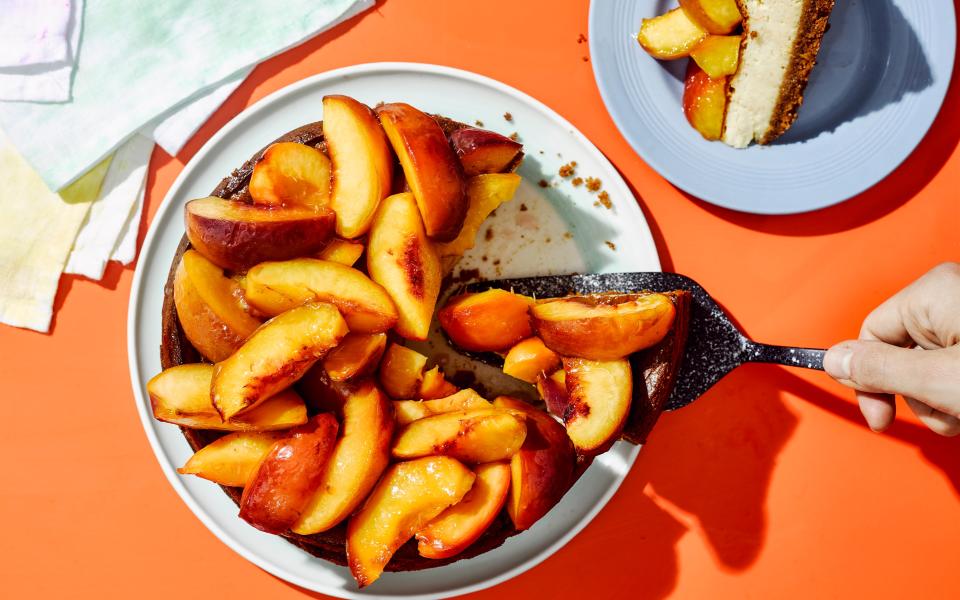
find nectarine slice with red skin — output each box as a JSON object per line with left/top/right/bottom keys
{"left": 293, "top": 380, "right": 394, "bottom": 535}
{"left": 637, "top": 8, "right": 708, "bottom": 60}
{"left": 393, "top": 389, "right": 492, "bottom": 426}
{"left": 323, "top": 95, "right": 394, "bottom": 239}
{"left": 449, "top": 128, "right": 523, "bottom": 176}
{"left": 536, "top": 369, "right": 569, "bottom": 418}
{"left": 678, "top": 0, "right": 742, "bottom": 34}
{"left": 347, "top": 456, "right": 476, "bottom": 587}
{"left": 184, "top": 197, "right": 336, "bottom": 271}
{"left": 503, "top": 337, "right": 561, "bottom": 383}
{"left": 436, "top": 173, "right": 521, "bottom": 273}
{"left": 317, "top": 238, "right": 364, "bottom": 267}
{"left": 239, "top": 414, "right": 339, "bottom": 534}
{"left": 439, "top": 289, "right": 534, "bottom": 352}
{"left": 531, "top": 292, "right": 676, "bottom": 360}
{"left": 173, "top": 249, "right": 262, "bottom": 362}
{"left": 418, "top": 366, "right": 459, "bottom": 400}
{"left": 323, "top": 333, "right": 388, "bottom": 382}
{"left": 376, "top": 103, "right": 467, "bottom": 242}
{"left": 149, "top": 364, "right": 307, "bottom": 431}
{"left": 683, "top": 62, "right": 729, "bottom": 141}
{"left": 690, "top": 35, "right": 741, "bottom": 78}
{"left": 249, "top": 142, "right": 332, "bottom": 210}
{"left": 178, "top": 431, "right": 285, "bottom": 487}
{"left": 416, "top": 462, "right": 512, "bottom": 559}
{"left": 243, "top": 258, "right": 399, "bottom": 334}
{"left": 212, "top": 302, "right": 348, "bottom": 419}
{"left": 378, "top": 343, "right": 428, "bottom": 399}
{"left": 562, "top": 357, "right": 633, "bottom": 455}
{"left": 493, "top": 396, "right": 576, "bottom": 531}
{"left": 392, "top": 408, "right": 527, "bottom": 464}
{"left": 366, "top": 192, "right": 442, "bottom": 340}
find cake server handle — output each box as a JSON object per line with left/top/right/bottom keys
{"left": 743, "top": 342, "right": 826, "bottom": 371}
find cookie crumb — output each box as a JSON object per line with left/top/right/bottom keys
{"left": 545, "top": 237, "right": 552, "bottom": 243}
{"left": 597, "top": 191, "right": 612, "bottom": 209}
{"left": 577, "top": 33, "right": 588, "bottom": 44}
{"left": 750, "top": 30, "right": 758, "bottom": 39}
{"left": 519, "top": 203, "right": 528, "bottom": 212}
{"left": 485, "top": 227, "right": 494, "bottom": 241}
{"left": 474, "top": 119, "right": 484, "bottom": 127}
{"left": 493, "top": 259, "right": 501, "bottom": 266}
{"left": 605, "top": 241, "right": 617, "bottom": 251}
{"left": 585, "top": 177, "right": 602, "bottom": 192}
{"left": 482, "top": 255, "right": 488, "bottom": 262}
{"left": 538, "top": 150, "right": 544, "bottom": 155}
{"left": 582, "top": 56, "right": 589, "bottom": 62}
{"left": 571, "top": 176, "right": 584, "bottom": 187}
{"left": 504, "top": 112, "right": 513, "bottom": 122}
{"left": 509, "top": 132, "right": 519, "bottom": 141}
{"left": 558, "top": 162, "right": 577, "bottom": 177}
{"left": 563, "top": 232, "right": 574, "bottom": 240}
{"left": 538, "top": 179, "right": 550, "bottom": 188}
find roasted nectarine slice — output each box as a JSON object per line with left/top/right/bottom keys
{"left": 367, "top": 192, "right": 442, "bottom": 340}
{"left": 439, "top": 289, "right": 534, "bottom": 352}
{"left": 531, "top": 293, "right": 675, "bottom": 360}
{"left": 376, "top": 103, "right": 467, "bottom": 242}
{"left": 637, "top": 7, "right": 708, "bottom": 59}
{"left": 173, "top": 249, "right": 261, "bottom": 362}
{"left": 392, "top": 409, "right": 527, "bottom": 464}
{"left": 249, "top": 142, "right": 331, "bottom": 210}
{"left": 148, "top": 364, "right": 307, "bottom": 430}
{"left": 690, "top": 34, "right": 741, "bottom": 78}
{"left": 418, "top": 366, "right": 459, "bottom": 400}
{"left": 184, "top": 197, "right": 335, "bottom": 271}
{"left": 536, "top": 368, "right": 569, "bottom": 418}
{"left": 323, "top": 333, "right": 388, "bottom": 382}
{"left": 347, "top": 456, "right": 475, "bottom": 587}
{"left": 378, "top": 343, "right": 428, "bottom": 399}
{"left": 678, "top": 0, "right": 742, "bottom": 34}
{"left": 212, "top": 302, "right": 348, "bottom": 419}
{"left": 503, "top": 337, "right": 561, "bottom": 384}
{"left": 393, "top": 389, "right": 492, "bottom": 426}
{"left": 494, "top": 396, "right": 576, "bottom": 531}
{"left": 239, "top": 414, "right": 339, "bottom": 534}
{"left": 323, "top": 95, "right": 394, "bottom": 238}
{"left": 244, "top": 258, "right": 398, "bottom": 334}
{"left": 449, "top": 128, "right": 523, "bottom": 176}
{"left": 683, "top": 62, "right": 728, "bottom": 141}
{"left": 293, "top": 380, "right": 394, "bottom": 534}
{"left": 178, "top": 431, "right": 285, "bottom": 487}
{"left": 562, "top": 357, "right": 633, "bottom": 454}
{"left": 436, "top": 173, "right": 521, "bottom": 271}
{"left": 416, "top": 461, "right": 511, "bottom": 559}
{"left": 317, "top": 238, "right": 364, "bottom": 267}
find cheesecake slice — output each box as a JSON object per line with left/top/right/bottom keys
{"left": 722, "top": 0, "right": 835, "bottom": 147}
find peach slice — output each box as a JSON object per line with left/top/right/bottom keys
{"left": 148, "top": 364, "right": 307, "bottom": 430}
{"left": 249, "top": 142, "right": 331, "bottom": 210}
{"left": 683, "top": 61, "right": 728, "bottom": 141}
{"left": 503, "top": 337, "right": 561, "bottom": 384}
{"left": 439, "top": 289, "right": 534, "bottom": 352}
{"left": 212, "top": 302, "right": 348, "bottom": 419}
{"left": 318, "top": 238, "right": 364, "bottom": 267}
{"left": 393, "top": 389, "right": 492, "bottom": 426}
{"left": 292, "top": 380, "right": 394, "bottom": 535}
{"left": 416, "top": 462, "right": 511, "bottom": 559}
{"left": 449, "top": 128, "right": 523, "bottom": 176}
{"left": 347, "top": 456, "right": 476, "bottom": 587}
{"left": 536, "top": 368, "right": 569, "bottom": 418}
{"left": 376, "top": 103, "right": 467, "bottom": 242}
{"left": 436, "top": 173, "right": 521, "bottom": 271}
{"left": 690, "top": 35, "right": 741, "bottom": 78}
{"left": 531, "top": 293, "right": 676, "bottom": 360}
{"left": 239, "top": 414, "right": 339, "bottom": 534}
{"left": 493, "top": 396, "right": 576, "bottom": 531}
{"left": 323, "top": 333, "right": 387, "bottom": 382}
{"left": 177, "top": 431, "right": 285, "bottom": 487}
{"left": 418, "top": 366, "right": 458, "bottom": 400}
{"left": 323, "top": 95, "right": 394, "bottom": 239}
{"left": 392, "top": 409, "right": 527, "bottom": 464}
{"left": 637, "top": 7, "right": 708, "bottom": 60}
{"left": 184, "top": 197, "right": 335, "bottom": 271}
{"left": 366, "top": 192, "right": 442, "bottom": 340}
{"left": 378, "top": 343, "right": 428, "bottom": 399}
{"left": 243, "top": 258, "right": 398, "bottom": 334}
{"left": 562, "top": 357, "right": 633, "bottom": 454}
{"left": 173, "top": 249, "right": 262, "bottom": 362}
{"left": 678, "top": 0, "right": 742, "bottom": 34}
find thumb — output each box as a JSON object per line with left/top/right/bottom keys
{"left": 824, "top": 340, "right": 960, "bottom": 416}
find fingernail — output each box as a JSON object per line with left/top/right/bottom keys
{"left": 824, "top": 345, "right": 854, "bottom": 380}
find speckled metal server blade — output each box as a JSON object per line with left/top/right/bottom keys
{"left": 461, "top": 272, "right": 825, "bottom": 411}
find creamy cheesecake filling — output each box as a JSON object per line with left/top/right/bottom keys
{"left": 722, "top": 0, "right": 805, "bottom": 148}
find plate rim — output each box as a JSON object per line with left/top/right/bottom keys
{"left": 588, "top": 0, "right": 958, "bottom": 215}
{"left": 127, "top": 61, "right": 659, "bottom": 598}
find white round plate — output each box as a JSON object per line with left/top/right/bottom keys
{"left": 590, "top": 0, "right": 956, "bottom": 214}
{"left": 128, "top": 63, "right": 660, "bottom": 598}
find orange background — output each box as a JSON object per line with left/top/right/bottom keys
{"left": 1, "top": 1, "right": 958, "bottom": 598}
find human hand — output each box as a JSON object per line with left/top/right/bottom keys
{"left": 823, "top": 263, "right": 960, "bottom": 436}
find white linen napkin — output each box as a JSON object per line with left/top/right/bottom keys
{"left": 0, "top": 0, "right": 81, "bottom": 102}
